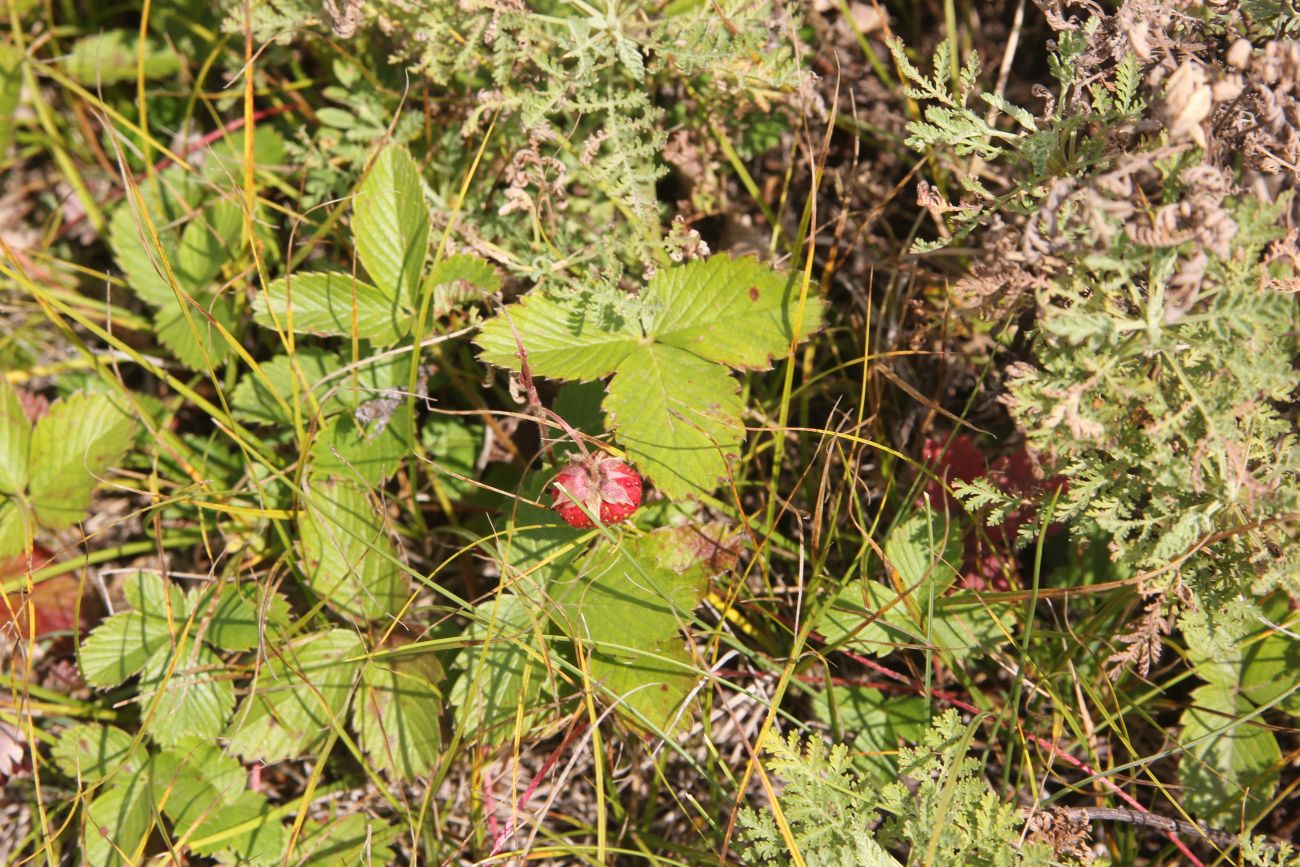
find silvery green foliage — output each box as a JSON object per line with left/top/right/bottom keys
{"left": 893, "top": 12, "right": 1300, "bottom": 659}
{"left": 739, "top": 711, "right": 1070, "bottom": 866}
{"left": 224, "top": 0, "right": 803, "bottom": 290}
{"left": 739, "top": 730, "right": 897, "bottom": 867}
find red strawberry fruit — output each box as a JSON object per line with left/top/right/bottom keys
{"left": 550, "top": 456, "right": 643, "bottom": 528}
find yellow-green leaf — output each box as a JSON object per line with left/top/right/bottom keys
{"left": 354, "top": 143, "right": 430, "bottom": 305}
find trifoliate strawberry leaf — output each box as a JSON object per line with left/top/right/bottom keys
{"left": 51, "top": 723, "right": 139, "bottom": 783}
{"left": 79, "top": 571, "right": 185, "bottom": 688}
{"left": 352, "top": 652, "right": 443, "bottom": 780}
{"left": 551, "top": 529, "right": 709, "bottom": 732}
{"left": 0, "top": 380, "right": 31, "bottom": 494}
{"left": 646, "top": 255, "right": 823, "bottom": 369}
{"left": 156, "top": 739, "right": 247, "bottom": 804}
{"left": 84, "top": 766, "right": 154, "bottom": 867}
{"left": 449, "top": 593, "right": 549, "bottom": 745}
{"left": 225, "top": 628, "right": 364, "bottom": 762}
{"left": 475, "top": 255, "right": 823, "bottom": 497}
{"left": 253, "top": 271, "right": 407, "bottom": 347}
{"left": 110, "top": 202, "right": 178, "bottom": 308}
{"left": 139, "top": 636, "right": 235, "bottom": 747}
{"left": 355, "top": 143, "right": 430, "bottom": 306}
{"left": 109, "top": 190, "right": 249, "bottom": 370}
{"left": 298, "top": 476, "right": 408, "bottom": 621}
{"left": 475, "top": 290, "right": 642, "bottom": 380}
{"left": 1179, "top": 683, "right": 1280, "bottom": 822}
{"left": 27, "top": 391, "right": 136, "bottom": 531}
{"left": 604, "top": 343, "right": 744, "bottom": 499}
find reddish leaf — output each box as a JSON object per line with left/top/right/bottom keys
{"left": 0, "top": 548, "right": 100, "bottom": 642}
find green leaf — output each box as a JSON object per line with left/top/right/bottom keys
{"left": 1191, "top": 617, "right": 1300, "bottom": 715}
{"left": 0, "top": 41, "right": 21, "bottom": 155}
{"left": 1179, "top": 683, "right": 1281, "bottom": 822}
{"left": 308, "top": 401, "right": 414, "bottom": 485}
{"left": 201, "top": 127, "right": 287, "bottom": 189}
{"left": 204, "top": 583, "right": 291, "bottom": 652}
{"left": 147, "top": 746, "right": 231, "bottom": 825}
{"left": 233, "top": 350, "right": 412, "bottom": 434}
{"left": 108, "top": 196, "right": 183, "bottom": 308}
{"left": 811, "top": 686, "right": 928, "bottom": 779}
{"left": 476, "top": 256, "right": 823, "bottom": 498}
{"left": 421, "top": 417, "right": 482, "bottom": 501}
{"left": 352, "top": 653, "right": 443, "bottom": 780}
{"left": 0, "top": 380, "right": 31, "bottom": 494}
{"left": 79, "top": 572, "right": 186, "bottom": 687}
{"left": 429, "top": 253, "right": 500, "bottom": 316}
{"left": 494, "top": 487, "right": 587, "bottom": 599}
{"left": 63, "top": 31, "right": 179, "bottom": 84}
{"left": 27, "top": 391, "right": 136, "bottom": 530}
{"left": 475, "top": 290, "right": 642, "bottom": 381}
{"left": 230, "top": 349, "right": 334, "bottom": 426}
{"left": 298, "top": 477, "right": 408, "bottom": 621}
{"left": 83, "top": 767, "right": 153, "bottom": 867}
{"left": 817, "top": 571, "right": 1009, "bottom": 662}
{"left": 253, "top": 271, "right": 407, "bottom": 346}
{"left": 190, "top": 790, "right": 287, "bottom": 865}
{"left": 295, "top": 813, "right": 398, "bottom": 866}
{"left": 151, "top": 290, "right": 238, "bottom": 371}
{"left": 552, "top": 381, "right": 607, "bottom": 440}
{"left": 604, "top": 343, "right": 743, "bottom": 499}
{"left": 883, "top": 506, "right": 961, "bottom": 599}
{"left": 150, "top": 746, "right": 286, "bottom": 866}
{"left": 225, "top": 628, "right": 364, "bottom": 762}
{"left": 816, "top": 580, "right": 913, "bottom": 657}
{"left": 0, "top": 498, "right": 33, "bottom": 559}
{"left": 354, "top": 143, "right": 430, "bottom": 305}
{"left": 1239, "top": 631, "right": 1300, "bottom": 713}
{"left": 50, "top": 723, "right": 139, "bottom": 783}
{"left": 449, "top": 593, "right": 549, "bottom": 745}
{"left": 551, "top": 530, "right": 709, "bottom": 731}
{"left": 176, "top": 199, "right": 242, "bottom": 288}
{"left": 140, "top": 637, "right": 235, "bottom": 747}
{"left": 923, "top": 596, "right": 1014, "bottom": 660}
{"left": 646, "top": 255, "right": 823, "bottom": 370}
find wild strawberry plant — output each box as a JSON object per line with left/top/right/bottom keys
{"left": 5, "top": 0, "right": 1300, "bottom": 863}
